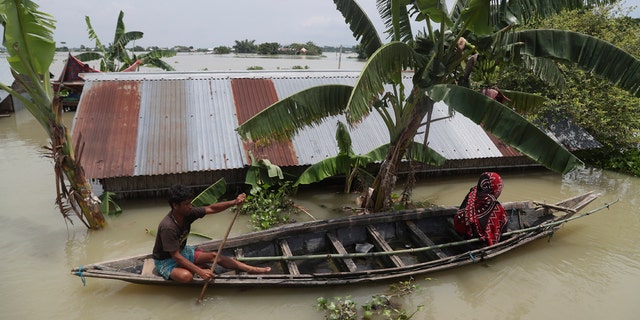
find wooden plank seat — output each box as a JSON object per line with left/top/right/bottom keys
{"left": 279, "top": 239, "right": 300, "bottom": 275}
{"left": 405, "top": 221, "right": 448, "bottom": 259}
{"left": 366, "top": 225, "right": 405, "bottom": 268}
{"left": 326, "top": 232, "right": 358, "bottom": 272}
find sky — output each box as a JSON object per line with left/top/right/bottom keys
{"left": 35, "top": 0, "right": 393, "bottom": 49}
{"left": 9, "top": 0, "right": 640, "bottom": 49}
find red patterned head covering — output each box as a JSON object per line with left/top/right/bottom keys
{"left": 477, "top": 172, "right": 503, "bottom": 198}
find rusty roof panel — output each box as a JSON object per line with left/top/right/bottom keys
{"left": 232, "top": 78, "right": 298, "bottom": 166}
{"left": 72, "top": 80, "right": 141, "bottom": 179}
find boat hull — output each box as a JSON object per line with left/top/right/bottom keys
{"left": 71, "top": 192, "right": 600, "bottom": 287}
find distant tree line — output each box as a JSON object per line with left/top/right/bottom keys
{"left": 53, "top": 42, "right": 360, "bottom": 56}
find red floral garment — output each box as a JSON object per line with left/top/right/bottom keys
{"left": 453, "top": 172, "right": 508, "bottom": 246}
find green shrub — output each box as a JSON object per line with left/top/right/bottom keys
{"left": 235, "top": 182, "right": 299, "bottom": 230}
{"left": 316, "top": 279, "right": 423, "bottom": 320}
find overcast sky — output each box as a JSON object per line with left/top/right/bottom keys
{"left": 16, "top": 0, "right": 640, "bottom": 49}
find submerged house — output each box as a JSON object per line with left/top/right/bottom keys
{"left": 51, "top": 53, "right": 101, "bottom": 111}
{"left": 70, "top": 70, "right": 599, "bottom": 198}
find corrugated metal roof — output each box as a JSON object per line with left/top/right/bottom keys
{"left": 73, "top": 70, "right": 538, "bottom": 180}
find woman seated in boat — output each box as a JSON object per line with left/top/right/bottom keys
{"left": 453, "top": 172, "right": 508, "bottom": 246}
{"left": 152, "top": 184, "right": 271, "bottom": 283}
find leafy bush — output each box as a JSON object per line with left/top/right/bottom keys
{"left": 235, "top": 182, "right": 299, "bottom": 230}
{"left": 316, "top": 279, "right": 423, "bottom": 320}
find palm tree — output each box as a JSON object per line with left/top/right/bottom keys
{"left": 75, "top": 10, "right": 175, "bottom": 71}
{"left": 0, "top": 0, "right": 106, "bottom": 229}
{"left": 237, "top": 0, "right": 640, "bottom": 212}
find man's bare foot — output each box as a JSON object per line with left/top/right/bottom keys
{"left": 247, "top": 266, "right": 271, "bottom": 274}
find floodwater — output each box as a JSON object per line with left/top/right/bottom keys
{"left": 1, "top": 53, "right": 640, "bottom": 320}
{"left": 48, "top": 51, "right": 366, "bottom": 75}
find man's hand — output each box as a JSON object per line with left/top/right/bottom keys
{"left": 196, "top": 268, "right": 215, "bottom": 281}
{"left": 234, "top": 193, "right": 246, "bottom": 205}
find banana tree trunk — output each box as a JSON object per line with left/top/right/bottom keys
{"left": 49, "top": 98, "right": 107, "bottom": 229}
{"left": 368, "top": 97, "right": 434, "bottom": 211}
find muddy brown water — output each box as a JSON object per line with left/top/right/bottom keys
{"left": 1, "top": 53, "right": 639, "bottom": 320}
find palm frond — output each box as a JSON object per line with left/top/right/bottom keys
{"left": 457, "top": 0, "right": 494, "bottom": 35}
{"left": 191, "top": 179, "right": 227, "bottom": 207}
{"left": 138, "top": 57, "right": 175, "bottom": 71}
{"left": 377, "top": 0, "right": 414, "bottom": 44}
{"left": 236, "top": 85, "right": 353, "bottom": 143}
{"left": 1, "top": 0, "right": 54, "bottom": 128}
{"left": 511, "top": 29, "right": 640, "bottom": 97}
{"left": 334, "top": 0, "right": 384, "bottom": 57}
{"left": 114, "top": 31, "right": 143, "bottom": 50}
{"left": 2, "top": 0, "right": 55, "bottom": 81}
{"left": 84, "top": 16, "right": 106, "bottom": 53}
{"left": 500, "top": 89, "right": 547, "bottom": 114}
{"left": 347, "top": 41, "right": 415, "bottom": 125}
{"left": 113, "top": 10, "right": 126, "bottom": 45}
{"left": 98, "top": 191, "right": 123, "bottom": 216}
{"left": 75, "top": 52, "right": 103, "bottom": 62}
{"left": 413, "top": 0, "right": 452, "bottom": 26}
{"left": 141, "top": 49, "right": 177, "bottom": 59}
{"left": 520, "top": 55, "right": 566, "bottom": 90}
{"left": 335, "top": 121, "right": 354, "bottom": 155}
{"left": 295, "top": 157, "right": 344, "bottom": 186}
{"left": 427, "top": 84, "right": 582, "bottom": 174}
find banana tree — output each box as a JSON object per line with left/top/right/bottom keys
{"left": 0, "top": 0, "right": 106, "bottom": 229}
{"left": 240, "top": 0, "right": 640, "bottom": 212}
{"left": 75, "top": 10, "right": 176, "bottom": 71}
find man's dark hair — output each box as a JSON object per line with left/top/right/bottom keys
{"left": 168, "top": 184, "right": 194, "bottom": 208}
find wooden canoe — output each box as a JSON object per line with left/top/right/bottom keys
{"left": 71, "top": 191, "right": 605, "bottom": 287}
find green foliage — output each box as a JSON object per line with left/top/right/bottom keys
{"left": 77, "top": 10, "right": 176, "bottom": 71}
{"left": 234, "top": 39, "right": 257, "bottom": 53}
{"left": 316, "top": 296, "right": 358, "bottom": 320}
{"left": 577, "top": 148, "right": 640, "bottom": 176}
{"left": 247, "top": 66, "right": 264, "bottom": 70}
{"left": 496, "top": 4, "right": 640, "bottom": 173}
{"left": 244, "top": 153, "right": 285, "bottom": 193}
{"left": 213, "top": 46, "right": 231, "bottom": 54}
{"left": 191, "top": 178, "right": 226, "bottom": 207}
{"left": 235, "top": 182, "right": 298, "bottom": 231}
{"left": 316, "top": 279, "right": 422, "bottom": 320}
{"left": 236, "top": 155, "right": 299, "bottom": 230}
{"left": 288, "top": 41, "right": 323, "bottom": 55}
{"left": 98, "top": 192, "right": 122, "bottom": 216}
{"left": 258, "top": 42, "right": 281, "bottom": 55}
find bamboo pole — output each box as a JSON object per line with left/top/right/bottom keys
{"left": 235, "top": 200, "right": 617, "bottom": 263}
{"left": 196, "top": 206, "right": 241, "bottom": 304}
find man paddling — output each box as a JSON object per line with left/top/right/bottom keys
{"left": 152, "top": 184, "right": 271, "bottom": 283}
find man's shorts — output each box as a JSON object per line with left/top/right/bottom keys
{"left": 154, "top": 245, "right": 197, "bottom": 280}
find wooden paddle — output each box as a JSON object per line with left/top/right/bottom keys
{"left": 196, "top": 202, "right": 241, "bottom": 304}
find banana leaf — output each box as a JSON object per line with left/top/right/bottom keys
{"left": 191, "top": 178, "right": 226, "bottom": 207}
